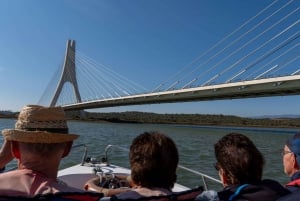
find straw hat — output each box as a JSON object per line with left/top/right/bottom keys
{"left": 2, "top": 105, "right": 79, "bottom": 143}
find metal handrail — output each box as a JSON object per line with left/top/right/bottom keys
{"left": 72, "top": 144, "right": 88, "bottom": 165}
{"left": 103, "top": 144, "right": 129, "bottom": 165}
{"left": 178, "top": 165, "right": 222, "bottom": 190}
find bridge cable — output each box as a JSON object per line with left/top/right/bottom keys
{"left": 152, "top": 0, "right": 284, "bottom": 91}
{"left": 185, "top": 0, "right": 294, "bottom": 87}
{"left": 201, "top": 2, "right": 299, "bottom": 85}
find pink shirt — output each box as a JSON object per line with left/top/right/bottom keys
{"left": 0, "top": 169, "right": 83, "bottom": 196}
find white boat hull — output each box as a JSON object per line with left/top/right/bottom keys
{"left": 58, "top": 162, "right": 190, "bottom": 192}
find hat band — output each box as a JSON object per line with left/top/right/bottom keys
{"left": 22, "top": 128, "right": 69, "bottom": 134}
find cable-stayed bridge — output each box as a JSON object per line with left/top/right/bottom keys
{"left": 38, "top": 0, "right": 300, "bottom": 111}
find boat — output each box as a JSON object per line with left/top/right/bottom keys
{"left": 56, "top": 144, "right": 222, "bottom": 200}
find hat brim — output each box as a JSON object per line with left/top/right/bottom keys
{"left": 2, "top": 129, "right": 79, "bottom": 143}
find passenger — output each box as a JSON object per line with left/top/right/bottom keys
{"left": 276, "top": 133, "right": 300, "bottom": 201}
{"left": 113, "top": 131, "right": 179, "bottom": 199}
{"left": 282, "top": 133, "right": 300, "bottom": 192}
{"left": 0, "top": 140, "right": 13, "bottom": 173}
{"left": 196, "top": 132, "right": 290, "bottom": 201}
{"left": 0, "top": 105, "right": 85, "bottom": 196}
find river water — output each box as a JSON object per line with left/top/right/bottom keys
{"left": 1, "top": 118, "right": 299, "bottom": 191}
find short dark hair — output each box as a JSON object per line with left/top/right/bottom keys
{"left": 130, "top": 131, "right": 178, "bottom": 189}
{"left": 214, "top": 132, "right": 264, "bottom": 185}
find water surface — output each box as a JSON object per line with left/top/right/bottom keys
{"left": 1, "top": 118, "right": 299, "bottom": 190}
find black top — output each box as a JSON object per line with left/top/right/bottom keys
{"left": 218, "top": 179, "right": 290, "bottom": 201}
{"left": 277, "top": 190, "right": 300, "bottom": 201}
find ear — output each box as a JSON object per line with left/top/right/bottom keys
{"left": 62, "top": 141, "right": 73, "bottom": 158}
{"left": 219, "top": 168, "right": 228, "bottom": 187}
{"left": 11, "top": 141, "right": 21, "bottom": 159}
{"left": 293, "top": 154, "right": 299, "bottom": 168}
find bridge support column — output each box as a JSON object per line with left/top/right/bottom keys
{"left": 50, "top": 40, "right": 85, "bottom": 118}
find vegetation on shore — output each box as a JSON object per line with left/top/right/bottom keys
{"left": 2, "top": 110, "right": 299, "bottom": 128}
{"left": 66, "top": 111, "right": 300, "bottom": 128}
{"left": 0, "top": 111, "right": 18, "bottom": 118}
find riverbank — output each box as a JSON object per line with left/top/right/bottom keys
{"left": 2, "top": 110, "right": 299, "bottom": 128}
{"left": 66, "top": 111, "right": 300, "bottom": 128}
{"left": 0, "top": 113, "right": 17, "bottom": 119}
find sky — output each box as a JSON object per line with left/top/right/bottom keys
{"left": 0, "top": 0, "right": 299, "bottom": 117}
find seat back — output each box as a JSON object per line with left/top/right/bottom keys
{"left": 0, "top": 191, "right": 103, "bottom": 201}
{"left": 110, "top": 186, "right": 203, "bottom": 201}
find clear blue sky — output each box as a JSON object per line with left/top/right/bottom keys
{"left": 0, "top": 0, "right": 299, "bottom": 117}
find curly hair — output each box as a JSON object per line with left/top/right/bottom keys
{"left": 214, "top": 132, "right": 264, "bottom": 185}
{"left": 130, "top": 131, "right": 178, "bottom": 189}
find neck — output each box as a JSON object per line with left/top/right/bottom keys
{"left": 18, "top": 159, "right": 60, "bottom": 178}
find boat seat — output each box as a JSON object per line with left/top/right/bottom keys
{"left": 110, "top": 186, "right": 203, "bottom": 201}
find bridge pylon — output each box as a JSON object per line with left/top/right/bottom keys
{"left": 50, "top": 40, "right": 82, "bottom": 107}
{"left": 50, "top": 40, "right": 86, "bottom": 118}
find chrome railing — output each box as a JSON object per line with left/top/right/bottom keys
{"left": 178, "top": 165, "right": 222, "bottom": 190}
{"left": 103, "top": 144, "right": 129, "bottom": 165}
{"left": 72, "top": 144, "right": 88, "bottom": 165}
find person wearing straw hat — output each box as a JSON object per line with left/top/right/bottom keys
{"left": 0, "top": 105, "right": 83, "bottom": 196}
{"left": 0, "top": 139, "right": 13, "bottom": 173}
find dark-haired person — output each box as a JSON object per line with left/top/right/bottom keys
{"left": 196, "top": 132, "right": 290, "bottom": 201}
{"left": 114, "top": 131, "right": 179, "bottom": 199}
{"left": 85, "top": 131, "right": 202, "bottom": 199}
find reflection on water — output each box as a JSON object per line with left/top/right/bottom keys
{"left": 1, "top": 118, "right": 299, "bottom": 190}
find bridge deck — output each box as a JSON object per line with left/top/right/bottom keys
{"left": 62, "top": 75, "right": 300, "bottom": 110}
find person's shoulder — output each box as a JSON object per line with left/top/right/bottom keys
{"left": 0, "top": 169, "right": 32, "bottom": 178}
{"left": 260, "top": 179, "right": 291, "bottom": 196}
{"left": 261, "top": 179, "right": 290, "bottom": 192}
{"left": 195, "top": 190, "right": 219, "bottom": 201}
{"left": 173, "top": 186, "right": 204, "bottom": 201}
{"left": 111, "top": 187, "right": 203, "bottom": 201}
{"left": 217, "top": 182, "right": 290, "bottom": 201}
{"left": 277, "top": 190, "right": 300, "bottom": 201}
{"left": 111, "top": 190, "right": 142, "bottom": 200}
{"left": 261, "top": 179, "right": 285, "bottom": 184}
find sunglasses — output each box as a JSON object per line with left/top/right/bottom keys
{"left": 281, "top": 149, "right": 293, "bottom": 157}
{"left": 214, "top": 162, "right": 220, "bottom": 171}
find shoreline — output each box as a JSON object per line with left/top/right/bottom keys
{"left": 2, "top": 112, "right": 300, "bottom": 129}
{"left": 69, "top": 118, "right": 300, "bottom": 130}
{"left": 2, "top": 118, "right": 300, "bottom": 129}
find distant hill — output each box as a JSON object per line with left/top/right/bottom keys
{"left": 252, "top": 114, "right": 300, "bottom": 119}
{"left": 0, "top": 111, "right": 13, "bottom": 115}
{"left": 0, "top": 110, "right": 18, "bottom": 118}
{"left": 3, "top": 110, "right": 299, "bottom": 128}
{"left": 65, "top": 111, "right": 300, "bottom": 128}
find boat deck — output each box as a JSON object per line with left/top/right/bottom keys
{"left": 58, "top": 162, "right": 190, "bottom": 192}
